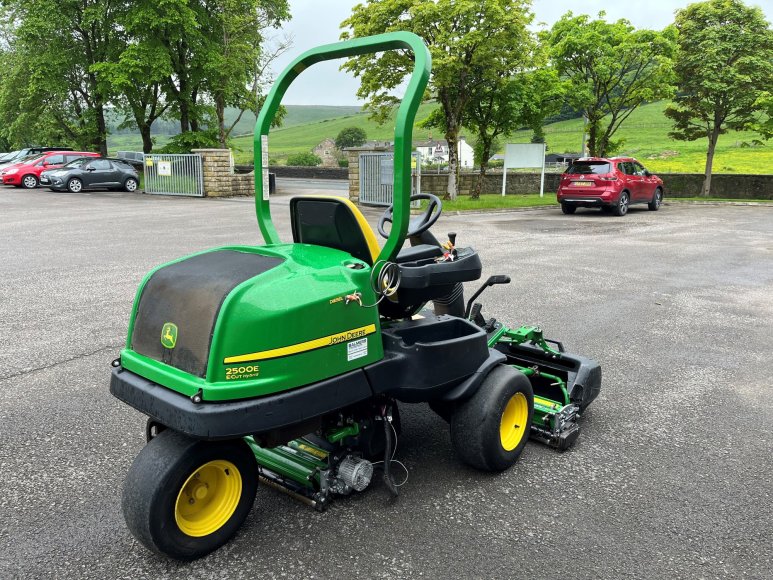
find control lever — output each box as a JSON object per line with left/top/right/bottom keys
{"left": 464, "top": 275, "right": 511, "bottom": 320}
{"left": 438, "top": 231, "right": 458, "bottom": 262}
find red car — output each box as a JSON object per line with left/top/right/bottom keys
{"left": 557, "top": 157, "right": 664, "bottom": 216}
{"left": 2, "top": 150, "right": 99, "bottom": 188}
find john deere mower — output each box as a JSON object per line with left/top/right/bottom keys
{"left": 110, "top": 32, "right": 601, "bottom": 561}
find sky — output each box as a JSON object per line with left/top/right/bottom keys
{"left": 271, "top": 0, "right": 773, "bottom": 105}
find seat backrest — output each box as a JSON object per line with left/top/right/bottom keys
{"left": 290, "top": 196, "right": 380, "bottom": 265}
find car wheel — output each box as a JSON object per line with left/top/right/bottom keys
{"left": 124, "top": 177, "right": 139, "bottom": 192}
{"left": 561, "top": 202, "right": 577, "bottom": 215}
{"left": 648, "top": 188, "right": 663, "bottom": 211}
{"left": 613, "top": 191, "right": 629, "bottom": 216}
{"left": 67, "top": 178, "right": 83, "bottom": 193}
{"left": 21, "top": 174, "right": 38, "bottom": 189}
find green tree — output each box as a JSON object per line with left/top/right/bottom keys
{"left": 287, "top": 152, "right": 322, "bottom": 166}
{"left": 665, "top": 0, "right": 773, "bottom": 197}
{"left": 465, "top": 67, "right": 563, "bottom": 198}
{"left": 0, "top": 0, "right": 123, "bottom": 154}
{"left": 335, "top": 126, "right": 367, "bottom": 150}
{"left": 544, "top": 12, "right": 676, "bottom": 158}
{"left": 341, "top": 0, "right": 533, "bottom": 199}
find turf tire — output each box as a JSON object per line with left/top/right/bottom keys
{"left": 122, "top": 429, "right": 258, "bottom": 561}
{"left": 450, "top": 365, "right": 533, "bottom": 472}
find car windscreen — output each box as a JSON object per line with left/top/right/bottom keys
{"left": 566, "top": 162, "right": 612, "bottom": 175}
{"left": 0, "top": 150, "right": 20, "bottom": 162}
{"left": 63, "top": 157, "right": 92, "bottom": 168}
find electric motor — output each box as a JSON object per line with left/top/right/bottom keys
{"left": 336, "top": 456, "right": 373, "bottom": 492}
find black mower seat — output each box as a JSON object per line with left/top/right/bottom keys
{"left": 290, "top": 196, "right": 380, "bottom": 265}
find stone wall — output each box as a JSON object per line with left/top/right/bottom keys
{"left": 193, "top": 148, "right": 253, "bottom": 197}
{"left": 392, "top": 170, "right": 773, "bottom": 199}
{"left": 269, "top": 165, "right": 348, "bottom": 180}
{"left": 345, "top": 146, "right": 391, "bottom": 203}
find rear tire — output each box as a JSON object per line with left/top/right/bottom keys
{"left": 450, "top": 365, "right": 533, "bottom": 472}
{"left": 648, "top": 188, "right": 663, "bottom": 211}
{"left": 67, "top": 178, "right": 83, "bottom": 193}
{"left": 561, "top": 203, "right": 577, "bottom": 215}
{"left": 122, "top": 429, "right": 258, "bottom": 561}
{"left": 613, "top": 191, "right": 629, "bottom": 216}
{"left": 21, "top": 174, "right": 38, "bottom": 189}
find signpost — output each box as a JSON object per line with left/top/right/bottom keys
{"left": 501, "top": 143, "right": 547, "bottom": 197}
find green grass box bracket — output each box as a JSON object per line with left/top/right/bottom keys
{"left": 253, "top": 32, "right": 431, "bottom": 269}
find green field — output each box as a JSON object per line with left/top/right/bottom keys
{"left": 112, "top": 100, "right": 772, "bottom": 174}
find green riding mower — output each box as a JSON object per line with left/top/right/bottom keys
{"left": 110, "top": 32, "right": 601, "bottom": 561}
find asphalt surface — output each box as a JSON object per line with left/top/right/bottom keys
{"left": 1, "top": 183, "right": 771, "bottom": 579}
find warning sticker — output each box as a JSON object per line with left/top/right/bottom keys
{"left": 347, "top": 338, "right": 368, "bottom": 362}
{"left": 261, "top": 135, "right": 270, "bottom": 200}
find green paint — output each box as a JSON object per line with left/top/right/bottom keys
{"left": 245, "top": 437, "right": 322, "bottom": 489}
{"left": 254, "top": 32, "right": 431, "bottom": 266}
{"left": 325, "top": 423, "right": 360, "bottom": 444}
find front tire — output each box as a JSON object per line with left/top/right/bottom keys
{"left": 648, "top": 188, "right": 663, "bottom": 211}
{"left": 613, "top": 191, "right": 629, "bottom": 216}
{"left": 561, "top": 202, "right": 577, "bottom": 215}
{"left": 67, "top": 178, "right": 83, "bottom": 193}
{"left": 124, "top": 177, "right": 139, "bottom": 192}
{"left": 450, "top": 365, "right": 533, "bottom": 471}
{"left": 122, "top": 430, "right": 258, "bottom": 561}
{"left": 21, "top": 174, "right": 38, "bottom": 189}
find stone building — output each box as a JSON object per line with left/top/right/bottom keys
{"left": 312, "top": 138, "right": 339, "bottom": 167}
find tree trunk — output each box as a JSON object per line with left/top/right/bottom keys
{"left": 140, "top": 124, "right": 153, "bottom": 154}
{"left": 95, "top": 102, "right": 108, "bottom": 157}
{"left": 587, "top": 120, "right": 599, "bottom": 157}
{"left": 216, "top": 95, "right": 227, "bottom": 148}
{"left": 702, "top": 127, "right": 721, "bottom": 197}
{"left": 445, "top": 127, "right": 459, "bottom": 200}
{"left": 179, "top": 100, "right": 190, "bottom": 133}
{"left": 473, "top": 138, "right": 492, "bottom": 200}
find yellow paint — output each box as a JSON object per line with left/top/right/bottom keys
{"left": 499, "top": 392, "right": 529, "bottom": 451}
{"left": 161, "top": 322, "right": 178, "bottom": 349}
{"left": 224, "top": 324, "right": 377, "bottom": 364}
{"left": 534, "top": 396, "right": 560, "bottom": 410}
{"left": 175, "top": 460, "right": 242, "bottom": 537}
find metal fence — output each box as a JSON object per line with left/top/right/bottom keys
{"left": 143, "top": 153, "right": 204, "bottom": 197}
{"left": 359, "top": 152, "right": 421, "bottom": 206}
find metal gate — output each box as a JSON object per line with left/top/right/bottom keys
{"left": 143, "top": 153, "right": 204, "bottom": 197}
{"left": 359, "top": 152, "right": 421, "bottom": 206}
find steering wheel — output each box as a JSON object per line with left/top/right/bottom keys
{"left": 378, "top": 193, "right": 443, "bottom": 239}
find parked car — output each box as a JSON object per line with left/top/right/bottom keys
{"left": 2, "top": 151, "right": 99, "bottom": 188}
{"left": 557, "top": 157, "right": 664, "bottom": 216}
{"left": 40, "top": 157, "right": 140, "bottom": 193}
{"left": 0, "top": 147, "right": 74, "bottom": 171}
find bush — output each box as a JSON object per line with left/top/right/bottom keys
{"left": 338, "top": 158, "right": 349, "bottom": 168}
{"left": 286, "top": 152, "right": 322, "bottom": 166}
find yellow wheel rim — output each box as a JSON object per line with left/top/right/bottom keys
{"left": 174, "top": 460, "right": 242, "bottom": 537}
{"left": 499, "top": 392, "right": 529, "bottom": 451}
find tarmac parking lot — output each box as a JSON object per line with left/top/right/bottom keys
{"left": 1, "top": 184, "right": 771, "bottom": 578}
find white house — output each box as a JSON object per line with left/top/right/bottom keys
{"left": 414, "top": 136, "right": 474, "bottom": 169}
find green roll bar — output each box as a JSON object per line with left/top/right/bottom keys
{"left": 253, "top": 31, "right": 432, "bottom": 264}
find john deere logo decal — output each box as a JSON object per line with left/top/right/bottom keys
{"left": 161, "top": 323, "right": 178, "bottom": 349}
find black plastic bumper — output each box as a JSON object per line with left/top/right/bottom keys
{"left": 110, "top": 366, "right": 374, "bottom": 440}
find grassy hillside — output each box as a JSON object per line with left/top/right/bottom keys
{"left": 510, "top": 101, "right": 772, "bottom": 174}
{"left": 107, "top": 105, "right": 362, "bottom": 154}
{"left": 230, "top": 103, "right": 444, "bottom": 164}
{"left": 111, "top": 100, "right": 772, "bottom": 174}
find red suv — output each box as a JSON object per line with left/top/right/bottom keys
{"left": 2, "top": 151, "right": 99, "bottom": 188}
{"left": 557, "top": 157, "right": 664, "bottom": 216}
